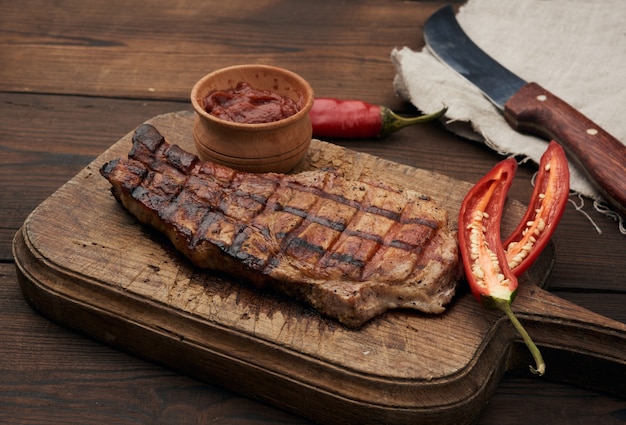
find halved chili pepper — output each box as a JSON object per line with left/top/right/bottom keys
{"left": 504, "top": 141, "right": 570, "bottom": 276}
{"left": 309, "top": 98, "right": 447, "bottom": 139}
{"left": 458, "top": 157, "right": 545, "bottom": 375}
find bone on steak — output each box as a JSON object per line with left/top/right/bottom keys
{"left": 100, "top": 124, "right": 459, "bottom": 327}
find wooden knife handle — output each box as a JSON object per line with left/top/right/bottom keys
{"left": 504, "top": 82, "right": 626, "bottom": 217}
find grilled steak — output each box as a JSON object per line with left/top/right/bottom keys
{"left": 100, "top": 124, "right": 459, "bottom": 327}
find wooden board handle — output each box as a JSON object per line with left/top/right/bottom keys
{"left": 504, "top": 82, "right": 626, "bottom": 217}
{"left": 512, "top": 285, "right": 626, "bottom": 395}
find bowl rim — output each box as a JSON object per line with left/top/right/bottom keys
{"left": 190, "top": 64, "right": 314, "bottom": 130}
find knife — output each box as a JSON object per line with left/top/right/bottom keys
{"left": 423, "top": 5, "right": 626, "bottom": 217}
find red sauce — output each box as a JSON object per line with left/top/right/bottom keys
{"left": 202, "top": 82, "right": 303, "bottom": 124}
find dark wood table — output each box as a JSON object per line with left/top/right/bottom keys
{"left": 2, "top": 1, "right": 625, "bottom": 423}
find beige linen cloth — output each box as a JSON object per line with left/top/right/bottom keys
{"left": 392, "top": 0, "right": 625, "bottom": 229}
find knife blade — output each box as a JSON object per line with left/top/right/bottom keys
{"left": 423, "top": 5, "right": 626, "bottom": 217}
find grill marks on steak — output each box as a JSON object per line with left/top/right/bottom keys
{"left": 100, "top": 124, "right": 459, "bottom": 327}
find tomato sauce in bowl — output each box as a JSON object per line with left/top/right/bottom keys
{"left": 190, "top": 64, "right": 314, "bottom": 173}
{"left": 202, "top": 82, "right": 304, "bottom": 124}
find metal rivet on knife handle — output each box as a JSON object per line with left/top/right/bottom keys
{"left": 423, "top": 5, "right": 626, "bottom": 217}
{"left": 503, "top": 82, "right": 626, "bottom": 218}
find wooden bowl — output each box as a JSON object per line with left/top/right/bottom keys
{"left": 190, "top": 64, "right": 314, "bottom": 173}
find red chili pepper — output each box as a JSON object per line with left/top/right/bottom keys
{"left": 309, "top": 98, "right": 447, "bottom": 139}
{"left": 458, "top": 157, "right": 545, "bottom": 376}
{"left": 504, "top": 141, "right": 570, "bottom": 276}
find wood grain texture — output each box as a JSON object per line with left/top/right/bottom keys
{"left": 3, "top": 93, "right": 624, "bottom": 294}
{"left": 0, "top": 92, "right": 188, "bottom": 260}
{"left": 13, "top": 112, "right": 508, "bottom": 424}
{"left": 2, "top": 0, "right": 625, "bottom": 423}
{"left": 504, "top": 82, "right": 626, "bottom": 217}
{"left": 5, "top": 262, "right": 626, "bottom": 425}
{"left": 12, "top": 112, "right": 626, "bottom": 424}
{"left": 0, "top": 0, "right": 441, "bottom": 105}
{"left": 0, "top": 266, "right": 310, "bottom": 425}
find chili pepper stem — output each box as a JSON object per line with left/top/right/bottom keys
{"left": 494, "top": 298, "right": 545, "bottom": 376}
{"left": 380, "top": 106, "right": 447, "bottom": 137}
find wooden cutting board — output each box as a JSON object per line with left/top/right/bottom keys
{"left": 13, "top": 111, "right": 626, "bottom": 425}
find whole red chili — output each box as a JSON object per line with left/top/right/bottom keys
{"left": 504, "top": 141, "right": 570, "bottom": 276}
{"left": 458, "top": 157, "right": 545, "bottom": 375}
{"left": 309, "top": 98, "right": 446, "bottom": 139}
